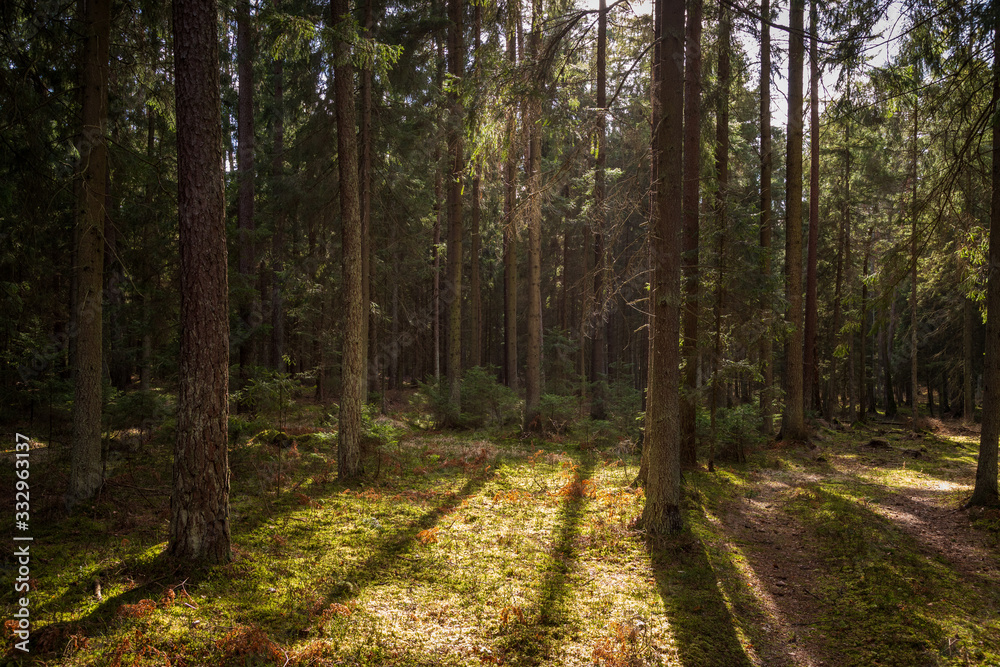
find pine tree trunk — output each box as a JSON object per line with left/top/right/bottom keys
{"left": 332, "top": 0, "right": 364, "bottom": 480}
{"left": 968, "top": 17, "right": 1000, "bottom": 506}
{"left": 271, "top": 55, "right": 286, "bottom": 372}
{"left": 910, "top": 94, "right": 919, "bottom": 430}
{"left": 169, "top": 0, "right": 231, "bottom": 562}
{"left": 446, "top": 0, "right": 464, "bottom": 412}
{"left": 710, "top": 0, "right": 730, "bottom": 466}
{"left": 642, "top": 0, "right": 684, "bottom": 534}
{"left": 360, "top": 0, "right": 373, "bottom": 392}
{"left": 68, "top": 0, "right": 111, "bottom": 510}
{"left": 758, "top": 0, "right": 773, "bottom": 434}
{"left": 237, "top": 0, "right": 256, "bottom": 391}
{"left": 680, "top": 0, "right": 702, "bottom": 464}
{"left": 470, "top": 4, "right": 483, "bottom": 368}
{"left": 964, "top": 296, "right": 974, "bottom": 423}
{"left": 590, "top": 0, "right": 609, "bottom": 420}
{"left": 524, "top": 0, "right": 543, "bottom": 428}
{"left": 803, "top": 0, "right": 820, "bottom": 412}
{"left": 503, "top": 8, "right": 518, "bottom": 390}
{"left": 782, "top": 0, "right": 807, "bottom": 440}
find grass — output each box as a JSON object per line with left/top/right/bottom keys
{"left": 2, "top": 401, "right": 1000, "bottom": 666}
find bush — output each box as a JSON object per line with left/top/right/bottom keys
{"left": 536, "top": 394, "right": 581, "bottom": 434}
{"left": 413, "top": 366, "right": 520, "bottom": 428}
{"left": 716, "top": 403, "right": 765, "bottom": 462}
{"left": 231, "top": 368, "right": 297, "bottom": 422}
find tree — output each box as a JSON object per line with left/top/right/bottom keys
{"left": 758, "top": 0, "right": 773, "bottom": 434}
{"left": 169, "top": 0, "right": 231, "bottom": 563}
{"left": 332, "top": 0, "right": 364, "bottom": 480}
{"left": 590, "top": 0, "right": 609, "bottom": 421}
{"left": 642, "top": 0, "right": 683, "bottom": 535}
{"left": 67, "top": 0, "right": 111, "bottom": 510}
{"left": 968, "top": 14, "right": 1000, "bottom": 508}
{"left": 680, "top": 0, "right": 702, "bottom": 465}
{"left": 803, "top": 0, "right": 820, "bottom": 411}
{"left": 446, "top": 0, "right": 464, "bottom": 413}
{"left": 524, "top": 0, "right": 543, "bottom": 428}
{"left": 236, "top": 0, "right": 256, "bottom": 392}
{"left": 782, "top": 0, "right": 807, "bottom": 441}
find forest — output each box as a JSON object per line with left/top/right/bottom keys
{"left": 2, "top": 0, "right": 1000, "bottom": 663}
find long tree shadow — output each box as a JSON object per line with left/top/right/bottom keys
{"left": 650, "top": 530, "right": 756, "bottom": 667}
{"left": 492, "top": 456, "right": 594, "bottom": 666}
{"left": 319, "top": 465, "right": 498, "bottom": 605}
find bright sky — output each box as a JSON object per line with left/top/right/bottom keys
{"left": 579, "top": 0, "right": 906, "bottom": 128}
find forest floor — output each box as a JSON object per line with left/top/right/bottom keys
{"left": 2, "top": 398, "right": 1000, "bottom": 666}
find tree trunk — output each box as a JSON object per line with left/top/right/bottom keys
{"left": 590, "top": 0, "right": 609, "bottom": 420}
{"left": 67, "top": 0, "right": 111, "bottom": 510}
{"left": 709, "top": 0, "right": 729, "bottom": 467}
{"left": 237, "top": 0, "right": 256, "bottom": 391}
{"left": 964, "top": 296, "right": 974, "bottom": 422}
{"left": 524, "top": 0, "right": 542, "bottom": 428}
{"left": 169, "top": 0, "right": 231, "bottom": 563}
{"left": 910, "top": 93, "right": 919, "bottom": 430}
{"left": 782, "top": 0, "right": 807, "bottom": 441}
{"left": 470, "top": 2, "right": 483, "bottom": 368}
{"left": 642, "top": 0, "right": 683, "bottom": 534}
{"left": 758, "top": 0, "right": 773, "bottom": 434}
{"left": 332, "top": 0, "right": 364, "bottom": 480}
{"left": 503, "top": 10, "right": 518, "bottom": 390}
{"left": 360, "top": 0, "right": 373, "bottom": 392}
{"left": 969, "top": 20, "right": 1000, "bottom": 505}
{"left": 271, "top": 55, "right": 286, "bottom": 372}
{"left": 882, "top": 293, "right": 898, "bottom": 418}
{"left": 445, "top": 0, "right": 464, "bottom": 412}
{"left": 680, "top": 0, "right": 702, "bottom": 467}
{"left": 803, "top": 0, "right": 820, "bottom": 412}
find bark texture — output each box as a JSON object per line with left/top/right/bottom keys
{"left": 642, "top": 0, "right": 684, "bottom": 534}
{"left": 781, "top": 0, "right": 807, "bottom": 441}
{"left": 332, "top": 0, "right": 364, "bottom": 480}
{"left": 169, "top": 0, "right": 231, "bottom": 563}
{"left": 68, "top": 0, "right": 111, "bottom": 510}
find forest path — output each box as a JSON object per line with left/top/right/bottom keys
{"left": 702, "top": 418, "right": 1000, "bottom": 667}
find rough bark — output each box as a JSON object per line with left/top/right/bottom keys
{"left": 968, "top": 19, "right": 1000, "bottom": 507}
{"left": 332, "top": 0, "right": 364, "bottom": 480}
{"left": 271, "top": 54, "right": 286, "bottom": 372}
{"left": 169, "top": 0, "right": 231, "bottom": 563}
{"left": 237, "top": 0, "right": 256, "bottom": 387}
{"left": 446, "top": 0, "right": 464, "bottom": 411}
{"left": 910, "top": 94, "right": 920, "bottom": 429}
{"left": 782, "top": 0, "right": 807, "bottom": 441}
{"left": 470, "top": 3, "right": 483, "bottom": 368}
{"left": 642, "top": 0, "right": 683, "bottom": 535}
{"left": 67, "top": 0, "right": 111, "bottom": 510}
{"left": 524, "top": 0, "right": 543, "bottom": 428}
{"left": 709, "top": 0, "right": 730, "bottom": 467}
{"left": 803, "top": 0, "right": 820, "bottom": 412}
{"left": 758, "top": 0, "right": 773, "bottom": 434}
{"left": 360, "top": 0, "right": 373, "bottom": 391}
{"left": 680, "top": 0, "right": 702, "bottom": 465}
{"left": 503, "top": 10, "right": 518, "bottom": 391}
{"left": 964, "top": 296, "right": 974, "bottom": 423}
{"left": 590, "top": 0, "right": 609, "bottom": 420}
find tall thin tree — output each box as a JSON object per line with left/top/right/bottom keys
{"left": 237, "top": 0, "right": 256, "bottom": 389}
{"left": 332, "top": 0, "right": 364, "bottom": 479}
{"left": 169, "top": 0, "right": 232, "bottom": 562}
{"left": 968, "top": 15, "right": 1000, "bottom": 507}
{"left": 67, "top": 0, "right": 111, "bottom": 509}
{"left": 680, "top": 0, "right": 702, "bottom": 467}
{"left": 782, "top": 0, "right": 807, "bottom": 441}
{"left": 642, "top": 0, "right": 684, "bottom": 534}
{"left": 590, "top": 0, "right": 609, "bottom": 420}
{"left": 803, "top": 0, "right": 820, "bottom": 411}
{"left": 758, "top": 0, "right": 774, "bottom": 434}
{"left": 524, "top": 0, "right": 543, "bottom": 428}
{"left": 446, "top": 0, "right": 464, "bottom": 412}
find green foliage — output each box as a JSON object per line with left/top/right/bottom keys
{"left": 104, "top": 389, "right": 170, "bottom": 433}
{"left": 536, "top": 393, "right": 581, "bottom": 434}
{"left": 413, "top": 366, "right": 521, "bottom": 429}
{"left": 715, "top": 404, "right": 766, "bottom": 462}
{"left": 232, "top": 367, "right": 298, "bottom": 422}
